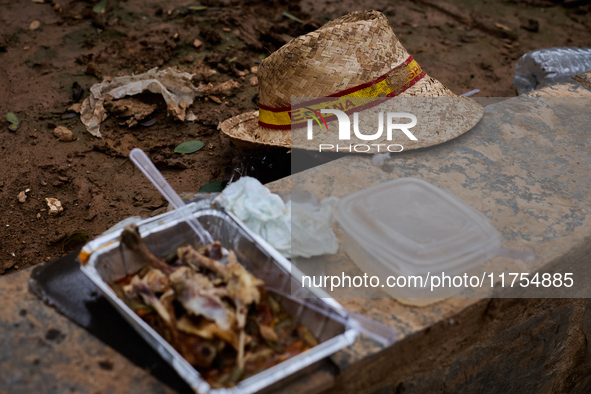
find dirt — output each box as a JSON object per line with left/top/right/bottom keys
{"left": 0, "top": 0, "right": 589, "bottom": 274}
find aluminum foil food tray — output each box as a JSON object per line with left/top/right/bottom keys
{"left": 80, "top": 203, "right": 358, "bottom": 393}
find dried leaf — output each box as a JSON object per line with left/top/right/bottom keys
{"left": 199, "top": 181, "right": 223, "bottom": 193}
{"left": 174, "top": 140, "right": 205, "bottom": 154}
{"left": 93, "top": 0, "right": 107, "bottom": 14}
{"left": 282, "top": 12, "right": 304, "bottom": 24}
{"left": 6, "top": 112, "right": 20, "bottom": 131}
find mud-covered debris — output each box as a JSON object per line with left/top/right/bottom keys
{"left": 204, "top": 80, "right": 242, "bottom": 96}
{"left": 249, "top": 76, "right": 258, "bottom": 86}
{"left": 67, "top": 103, "right": 82, "bottom": 113}
{"left": 495, "top": 22, "right": 511, "bottom": 32}
{"left": 53, "top": 126, "right": 75, "bottom": 142}
{"left": 191, "top": 64, "right": 218, "bottom": 83}
{"left": 80, "top": 68, "right": 204, "bottom": 137}
{"left": 85, "top": 62, "right": 98, "bottom": 77}
{"left": 461, "top": 34, "right": 477, "bottom": 43}
{"left": 201, "top": 28, "right": 222, "bottom": 45}
{"left": 193, "top": 39, "right": 203, "bottom": 48}
{"left": 46, "top": 198, "right": 63, "bottom": 216}
{"left": 72, "top": 82, "right": 84, "bottom": 102}
{"left": 520, "top": 18, "right": 539, "bottom": 33}
{"left": 17, "top": 190, "right": 29, "bottom": 203}
{"left": 503, "top": 40, "right": 519, "bottom": 50}
{"left": 29, "top": 20, "right": 40, "bottom": 30}
{"left": 209, "top": 96, "right": 222, "bottom": 104}
{"left": 108, "top": 97, "right": 157, "bottom": 127}
{"left": 180, "top": 55, "right": 194, "bottom": 64}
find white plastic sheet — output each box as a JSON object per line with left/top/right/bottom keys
{"left": 80, "top": 68, "right": 203, "bottom": 137}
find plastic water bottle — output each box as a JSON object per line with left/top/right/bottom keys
{"left": 513, "top": 47, "right": 591, "bottom": 95}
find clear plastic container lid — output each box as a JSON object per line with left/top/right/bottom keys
{"left": 335, "top": 178, "right": 501, "bottom": 276}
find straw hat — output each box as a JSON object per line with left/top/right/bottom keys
{"left": 219, "top": 10, "right": 483, "bottom": 153}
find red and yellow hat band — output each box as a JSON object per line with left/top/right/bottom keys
{"left": 258, "top": 56, "right": 426, "bottom": 130}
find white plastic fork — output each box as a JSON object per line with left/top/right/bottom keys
{"left": 129, "top": 148, "right": 214, "bottom": 246}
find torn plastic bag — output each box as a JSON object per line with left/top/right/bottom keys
{"left": 80, "top": 68, "right": 204, "bottom": 137}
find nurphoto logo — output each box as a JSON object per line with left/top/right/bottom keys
{"left": 303, "top": 108, "right": 418, "bottom": 153}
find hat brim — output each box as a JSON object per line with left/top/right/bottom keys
{"left": 219, "top": 75, "right": 484, "bottom": 153}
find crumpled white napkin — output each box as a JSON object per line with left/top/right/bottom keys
{"left": 214, "top": 177, "right": 338, "bottom": 258}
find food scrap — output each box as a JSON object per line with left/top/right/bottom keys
{"left": 53, "top": 126, "right": 76, "bottom": 142}
{"left": 114, "top": 224, "right": 318, "bottom": 388}
{"left": 45, "top": 198, "right": 63, "bottom": 216}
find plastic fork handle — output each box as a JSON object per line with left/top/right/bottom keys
{"left": 129, "top": 148, "right": 213, "bottom": 245}
{"left": 460, "top": 89, "right": 480, "bottom": 97}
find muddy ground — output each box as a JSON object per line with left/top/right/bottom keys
{"left": 0, "top": 0, "right": 589, "bottom": 274}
